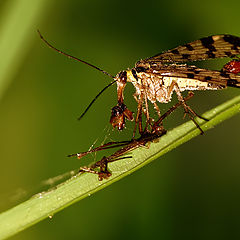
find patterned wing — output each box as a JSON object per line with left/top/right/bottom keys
{"left": 145, "top": 35, "right": 240, "bottom": 63}
{"left": 150, "top": 64, "right": 240, "bottom": 88}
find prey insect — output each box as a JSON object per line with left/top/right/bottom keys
{"left": 69, "top": 93, "right": 194, "bottom": 180}
{"left": 38, "top": 32, "right": 240, "bottom": 137}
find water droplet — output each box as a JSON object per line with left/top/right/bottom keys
{"left": 38, "top": 193, "right": 44, "bottom": 199}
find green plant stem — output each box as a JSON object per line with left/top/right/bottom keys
{"left": 0, "top": 95, "right": 240, "bottom": 239}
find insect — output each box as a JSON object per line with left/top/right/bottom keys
{"left": 38, "top": 32, "right": 240, "bottom": 137}
{"left": 109, "top": 35, "right": 240, "bottom": 136}
{"left": 38, "top": 32, "right": 240, "bottom": 180}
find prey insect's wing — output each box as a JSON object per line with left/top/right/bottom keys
{"left": 144, "top": 35, "right": 240, "bottom": 63}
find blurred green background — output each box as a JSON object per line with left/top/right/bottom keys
{"left": 0, "top": 0, "right": 240, "bottom": 239}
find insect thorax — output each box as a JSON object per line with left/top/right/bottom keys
{"left": 121, "top": 66, "right": 220, "bottom": 104}
{"left": 125, "top": 69, "right": 170, "bottom": 103}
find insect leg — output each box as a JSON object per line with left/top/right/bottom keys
{"left": 134, "top": 93, "right": 146, "bottom": 115}
{"left": 134, "top": 93, "right": 155, "bottom": 134}
{"left": 133, "top": 92, "right": 144, "bottom": 138}
{"left": 152, "top": 91, "right": 194, "bottom": 131}
{"left": 143, "top": 92, "right": 152, "bottom": 133}
{"left": 151, "top": 102, "right": 163, "bottom": 132}
{"left": 170, "top": 82, "right": 206, "bottom": 134}
{"left": 80, "top": 133, "right": 162, "bottom": 181}
{"left": 80, "top": 148, "right": 134, "bottom": 180}
{"left": 153, "top": 102, "right": 161, "bottom": 117}
{"left": 134, "top": 93, "right": 149, "bottom": 119}
{"left": 79, "top": 156, "right": 112, "bottom": 181}
{"left": 68, "top": 140, "right": 131, "bottom": 159}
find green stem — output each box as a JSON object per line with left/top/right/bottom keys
{"left": 0, "top": 95, "right": 240, "bottom": 239}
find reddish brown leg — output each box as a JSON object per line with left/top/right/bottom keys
{"left": 143, "top": 91, "right": 151, "bottom": 133}
{"left": 153, "top": 91, "right": 195, "bottom": 130}
{"left": 80, "top": 156, "right": 112, "bottom": 181}
{"left": 153, "top": 102, "right": 161, "bottom": 117}
{"left": 134, "top": 93, "right": 154, "bottom": 134}
{"left": 169, "top": 82, "right": 207, "bottom": 134}
{"left": 133, "top": 92, "right": 144, "bottom": 138}
{"left": 68, "top": 140, "right": 131, "bottom": 159}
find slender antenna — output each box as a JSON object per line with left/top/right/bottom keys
{"left": 38, "top": 30, "right": 117, "bottom": 120}
{"left": 78, "top": 80, "right": 116, "bottom": 120}
{"left": 37, "top": 30, "right": 114, "bottom": 79}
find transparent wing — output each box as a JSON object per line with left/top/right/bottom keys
{"left": 145, "top": 35, "right": 240, "bottom": 63}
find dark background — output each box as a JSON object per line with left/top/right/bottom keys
{"left": 0, "top": 0, "right": 240, "bottom": 239}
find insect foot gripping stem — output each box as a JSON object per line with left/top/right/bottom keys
{"left": 110, "top": 103, "right": 134, "bottom": 130}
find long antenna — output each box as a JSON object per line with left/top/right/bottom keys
{"left": 37, "top": 30, "right": 114, "bottom": 79}
{"left": 78, "top": 80, "right": 116, "bottom": 120}
{"left": 38, "top": 30, "right": 117, "bottom": 120}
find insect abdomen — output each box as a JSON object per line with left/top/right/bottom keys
{"left": 162, "top": 77, "right": 221, "bottom": 91}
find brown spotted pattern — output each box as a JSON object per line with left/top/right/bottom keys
{"left": 142, "top": 35, "right": 240, "bottom": 63}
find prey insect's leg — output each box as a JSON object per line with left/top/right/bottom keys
{"left": 80, "top": 156, "right": 134, "bottom": 181}
{"left": 80, "top": 131, "right": 163, "bottom": 181}
{"left": 79, "top": 167, "right": 100, "bottom": 175}
{"left": 79, "top": 156, "right": 112, "bottom": 181}
{"left": 68, "top": 140, "right": 131, "bottom": 159}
